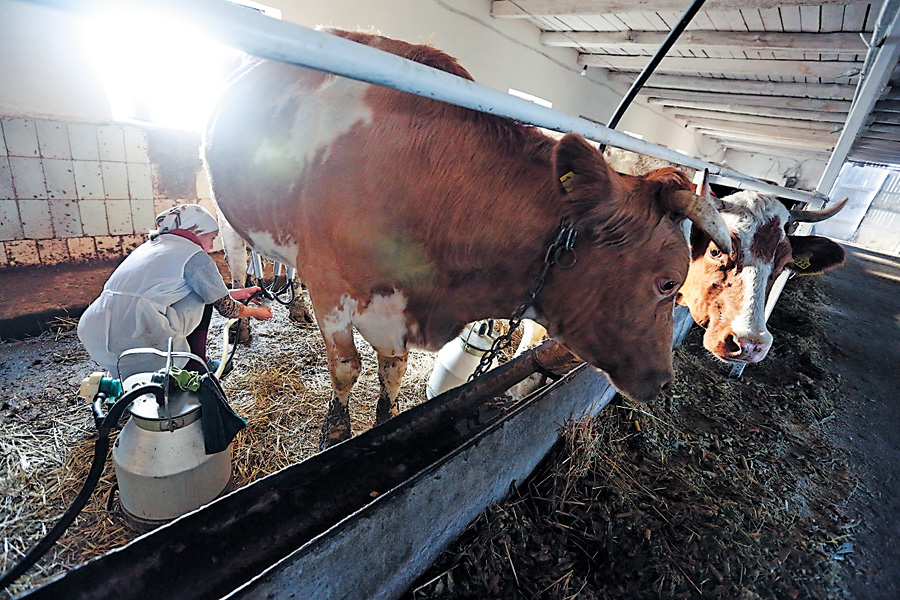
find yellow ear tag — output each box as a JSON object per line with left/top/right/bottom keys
{"left": 793, "top": 253, "right": 812, "bottom": 270}
{"left": 559, "top": 171, "right": 576, "bottom": 193}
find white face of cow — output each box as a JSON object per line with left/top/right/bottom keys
{"left": 678, "top": 192, "right": 791, "bottom": 364}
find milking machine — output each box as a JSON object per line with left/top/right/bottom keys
{"left": 0, "top": 342, "right": 243, "bottom": 592}
{"left": 426, "top": 320, "right": 503, "bottom": 398}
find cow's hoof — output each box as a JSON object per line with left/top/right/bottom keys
{"left": 228, "top": 318, "right": 252, "bottom": 344}
{"left": 319, "top": 402, "right": 352, "bottom": 450}
{"left": 288, "top": 299, "right": 315, "bottom": 325}
{"left": 374, "top": 395, "right": 397, "bottom": 426}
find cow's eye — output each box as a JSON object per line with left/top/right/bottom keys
{"left": 657, "top": 277, "right": 680, "bottom": 296}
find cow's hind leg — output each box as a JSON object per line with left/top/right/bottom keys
{"left": 375, "top": 352, "right": 408, "bottom": 426}
{"left": 287, "top": 279, "right": 315, "bottom": 325}
{"left": 320, "top": 327, "right": 361, "bottom": 449}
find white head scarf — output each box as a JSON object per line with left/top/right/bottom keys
{"left": 151, "top": 204, "right": 219, "bottom": 238}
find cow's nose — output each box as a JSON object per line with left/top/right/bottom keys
{"left": 723, "top": 332, "right": 772, "bottom": 363}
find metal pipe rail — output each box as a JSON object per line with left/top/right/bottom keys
{"left": 22, "top": 0, "right": 827, "bottom": 205}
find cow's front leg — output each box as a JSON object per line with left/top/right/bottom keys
{"left": 375, "top": 352, "right": 408, "bottom": 426}
{"left": 320, "top": 328, "right": 361, "bottom": 449}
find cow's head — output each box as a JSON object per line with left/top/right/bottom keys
{"left": 538, "top": 134, "right": 732, "bottom": 403}
{"left": 677, "top": 189, "right": 846, "bottom": 364}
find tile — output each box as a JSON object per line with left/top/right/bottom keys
{"left": 0, "top": 122, "right": 6, "bottom": 157}
{"left": 43, "top": 158, "right": 77, "bottom": 199}
{"left": 67, "top": 123, "right": 100, "bottom": 161}
{"left": 101, "top": 161, "right": 129, "bottom": 199}
{"left": 36, "top": 120, "right": 71, "bottom": 160}
{"left": 97, "top": 125, "right": 127, "bottom": 162}
{"left": 49, "top": 199, "right": 83, "bottom": 237}
{"left": 5, "top": 239, "right": 40, "bottom": 267}
{"left": 67, "top": 236, "right": 97, "bottom": 262}
{"left": 1, "top": 118, "right": 39, "bottom": 157}
{"left": 8, "top": 156, "right": 47, "bottom": 199}
{"left": 19, "top": 199, "right": 53, "bottom": 238}
{"left": 130, "top": 198, "right": 155, "bottom": 233}
{"left": 121, "top": 233, "right": 145, "bottom": 254}
{"left": 0, "top": 157, "right": 12, "bottom": 199}
{"left": 94, "top": 235, "right": 123, "bottom": 260}
{"left": 127, "top": 162, "right": 153, "bottom": 200}
{"left": 123, "top": 126, "right": 150, "bottom": 164}
{"left": 73, "top": 160, "right": 104, "bottom": 199}
{"left": 106, "top": 199, "right": 133, "bottom": 235}
{"left": 79, "top": 199, "right": 108, "bottom": 236}
{"left": 0, "top": 242, "right": 7, "bottom": 267}
{"left": 0, "top": 199, "right": 23, "bottom": 241}
{"left": 154, "top": 197, "right": 178, "bottom": 215}
{"left": 37, "top": 239, "right": 70, "bottom": 265}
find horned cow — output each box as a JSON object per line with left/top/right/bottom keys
{"left": 204, "top": 30, "right": 731, "bottom": 448}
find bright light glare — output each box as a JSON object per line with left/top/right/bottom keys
{"left": 82, "top": 9, "right": 239, "bottom": 131}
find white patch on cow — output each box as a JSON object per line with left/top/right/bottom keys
{"left": 732, "top": 263, "right": 774, "bottom": 345}
{"left": 319, "top": 292, "right": 411, "bottom": 358}
{"left": 321, "top": 296, "right": 358, "bottom": 341}
{"left": 354, "top": 292, "right": 410, "bottom": 357}
{"left": 240, "top": 230, "right": 299, "bottom": 268}
{"left": 259, "top": 77, "right": 373, "bottom": 172}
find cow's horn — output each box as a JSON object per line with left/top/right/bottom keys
{"left": 789, "top": 197, "right": 848, "bottom": 223}
{"left": 673, "top": 189, "right": 733, "bottom": 255}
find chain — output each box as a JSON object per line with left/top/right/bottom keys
{"left": 468, "top": 218, "right": 578, "bottom": 382}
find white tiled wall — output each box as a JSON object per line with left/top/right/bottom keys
{"left": 0, "top": 116, "right": 193, "bottom": 268}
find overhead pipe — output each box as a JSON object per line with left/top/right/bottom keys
{"left": 20, "top": 0, "right": 826, "bottom": 204}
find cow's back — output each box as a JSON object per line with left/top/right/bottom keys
{"left": 204, "top": 30, "right": 559, "bottom": 347}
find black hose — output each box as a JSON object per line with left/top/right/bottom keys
{"left": 603, "top": 0, "right": 707, "bottom": 142}
{"left": 0, "top": 384, "right": 163, "bottom": 593}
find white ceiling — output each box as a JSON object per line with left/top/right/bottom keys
{"left": 490, "top": 0, "right": 900, "bottom": 179}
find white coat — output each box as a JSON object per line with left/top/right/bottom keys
{"left": 78, "top": 235, "right": 208, "bottom": 377}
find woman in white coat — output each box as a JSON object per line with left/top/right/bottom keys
{"left": 78, "top": 204, "right": 272, "bottom": 378}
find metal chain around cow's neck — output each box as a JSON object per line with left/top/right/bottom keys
{"left": 468, "top": 218, "right": 578, "bottom": 382}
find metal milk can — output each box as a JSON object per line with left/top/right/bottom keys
{"left": 112, "top": 372, "right": 233, "bottom": 530}
{"left": 426, "top": 319, "right": 503, "bottom": 398}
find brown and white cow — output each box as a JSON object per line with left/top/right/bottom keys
{"left": 203, "top": 30, "right": 732, "bottom": 447}
{"left": 607, "top": 155, "right": 846, "bottom": 364}
{"left": 677, "top": 188, "right": 846, "bottom": 364}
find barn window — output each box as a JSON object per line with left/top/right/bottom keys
{"left": 80, "top": 1, "right": 279, "bottom": 132}
{"left": 508, "top": 88, "right": 552, "bottom": 109}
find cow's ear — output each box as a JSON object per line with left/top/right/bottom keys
{"left": 553, "top": 133, "right": 612, "bottom": 197}
{"left": 787, "top": 235, "right": 845, "bottom": 276}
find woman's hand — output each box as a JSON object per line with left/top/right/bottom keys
{"left": 230, "top": 286, "right": 262, "bottom": 302}
{"left": 244, "top": 305, "right": 273, "bottom": 321}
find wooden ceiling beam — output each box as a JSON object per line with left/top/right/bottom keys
{"left": 493, "top": 0, "right": 858, "bottom": 17}
{"left": 649, "top": 98, "right": 846, "bottom": 122}
{"left": 667, "top": 108, "right": 839, "bottom": 132}
{"left": 875, "top": 99, "right": 900, "bottom": 113}
{"left": 685, "top": 117, "right": 839, "bottom": 139}
{"left": 857, "top": 129, "right": 900, "bottom": 142}
{"left": 721, "top": 142, "right": 831, "bottom": 159}
{"left": 700, "top": 130, "right": 836, "bottom": 149}
{"left": 579, "top": 54, "right": 861, "bottom": 79}
{"left": 543, "top": 31, "right": 866, "bottom": 54}
{"left": 644, "top": 89, "right": 851, "bottom": 112}
{"left": 608, "top": 73, "right": 856, "bottom": 101}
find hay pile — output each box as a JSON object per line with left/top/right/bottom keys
{"left": 404, "top": 277, "right": 857, "bottom": 600}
